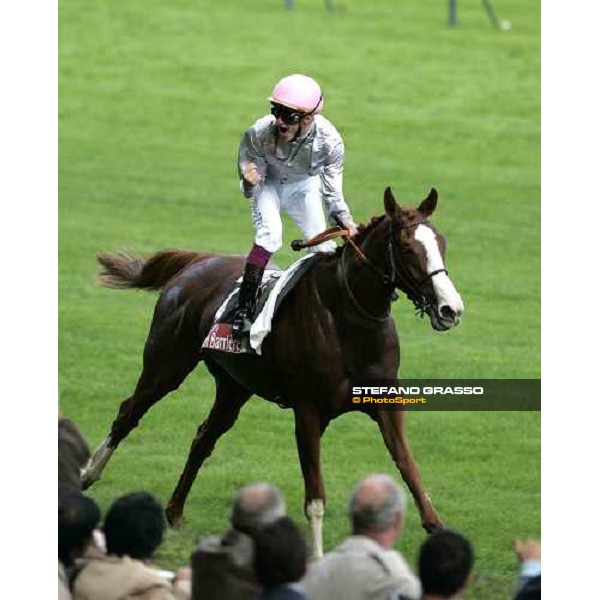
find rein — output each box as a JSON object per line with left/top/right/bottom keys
{"left": 339, "top": 247, "right": 391, "bottom": 323}
{"left": 291, "top": 227, "right": 350, "bottom": 251}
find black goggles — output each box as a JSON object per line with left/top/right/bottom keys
{"left": 270, "top": 102, "right": 305, "bottom": 125}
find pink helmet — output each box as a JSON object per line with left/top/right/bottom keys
{"left": 269, "top": 74, "right": 324, "bottom": 114}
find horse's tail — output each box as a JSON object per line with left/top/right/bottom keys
{"left": 97, "top": 249, "right": 208, "bottom": 291}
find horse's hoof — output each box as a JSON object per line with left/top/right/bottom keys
{"left": 165, "top": 504, "right": 183, "bottom": 528}
{"left": 422, "top": 519, "right": 444, "bottom": 533}
{"left": 80, "top": 469, "right": 98, "bottom": 491}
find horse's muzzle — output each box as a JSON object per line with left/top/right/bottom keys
{"left": 427, "top": 303, "right": 462, "bottom": 331}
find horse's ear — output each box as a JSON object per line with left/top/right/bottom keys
{"left": 418, "top": 188, "right": 438, "bottom": 217}
{"left": 384, "top": 186, "right": 400, "bottom": 217}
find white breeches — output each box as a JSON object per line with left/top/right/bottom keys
{"left": 250, "top": 177, "right": 336, "bottom": 254}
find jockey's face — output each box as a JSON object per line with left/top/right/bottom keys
{"left": 275, "top": 117, "right": 300, "bottom": 141}
{"left": 275, "top": 114, "right": 314, "bottom": 142}
{"left": 271, "top": 102, "right": 314, "bottom": 141}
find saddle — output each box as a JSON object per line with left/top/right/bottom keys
{"left": 202, "top": 254, "right": 317, "bottom": 355}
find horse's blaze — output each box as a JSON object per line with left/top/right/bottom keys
{"left": 414, "top": 223, "right": 464, "bottom": 325}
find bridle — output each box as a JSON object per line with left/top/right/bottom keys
{"left": 338, "top": 218, "right": 448, "bottom": 323}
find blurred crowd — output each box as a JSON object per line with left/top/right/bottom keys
{"left": 59, "top": 416, "right": 540, "bottom": 600}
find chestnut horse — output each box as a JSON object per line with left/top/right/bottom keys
{"left": 81, "top": 187, "right": 464, "bottom": 556}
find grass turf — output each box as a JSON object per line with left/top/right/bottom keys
{"left": 59, "top": 1, "right": 540, "bottom": 597}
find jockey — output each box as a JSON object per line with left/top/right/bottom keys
{"left": 232, "top": 73, "right": 358, "bottom": 337}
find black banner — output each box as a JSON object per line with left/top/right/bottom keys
{"left": 349, "top": 379, "right": 541, "bottom": 411}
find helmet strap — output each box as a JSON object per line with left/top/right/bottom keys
{"left": 305, "top": 94, "right": 323, "bottom": 118}
{"left": 291, "top": 94, "right": 321, "bottom": 141}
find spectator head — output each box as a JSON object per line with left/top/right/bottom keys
{"left": 515, "top": 575, "right": 541, "bottom": 600}
{"left": 58, "top": 490, "right": 101, "bottom": 567}
{"left": 349, "top": 474, "right": 406, "bottom": 541}
{"left": 418, "top": 529, "right": 474, "bottom": 598}
{"left": 58, "top": 416, "right": 91, "bottom": 492}
{"left": 253, "top": 517, "right": 308, "bottom": 588}
{"left": 230, "top": 482, "right": 286, "bottom": 535}
{"left": 103, "top": 491, "right": 165, "bottom": 560}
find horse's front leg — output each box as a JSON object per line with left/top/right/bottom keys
{"left": 376, "top": 409, "right": 442, "bottom": 532}
{"left": 294, "top": 405, "right": 328, "bottom": 558}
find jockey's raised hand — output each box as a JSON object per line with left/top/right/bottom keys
{"left": 242, "top": 162, "right": 261, "bottom": 188}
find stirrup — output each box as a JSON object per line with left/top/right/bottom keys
{"left": 232, "top": 307, "right": 253, "bottom": 337}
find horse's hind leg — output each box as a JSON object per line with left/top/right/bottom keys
{"left": 81, "top": 359, "right": 199, "bottom": 488}
{"left": 166, "top": 369, "right": 251, "bottom": 527}
{"left": 81, "top": 314, "right": 202, "bottom": 488}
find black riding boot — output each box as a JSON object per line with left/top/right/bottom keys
{"left": 231, "top": 263, "right": 265, "bottom": 338}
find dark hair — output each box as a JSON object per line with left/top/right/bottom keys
{"left": 253, "top": 517, "right": 307, "bottom": 588}
{"left": 418, "top": 529, "right": 474, "bottom": 597}
{"left": 515, "top": 575, "right": 541, "bottom": 600}
{"left": 103, "top": 492, "right": 165, "bottom": 559}
{"left": 58, "top": 490, "right": 101, "bottom": 567}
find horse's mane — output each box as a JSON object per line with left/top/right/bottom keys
{"left": 354, "top": 214, "right": 387, "bottom": 243}
{"left": 332, "top": 214, "right": 387, "bottom": 256}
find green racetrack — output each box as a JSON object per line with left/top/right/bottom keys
{"left": 59, "top": 2, "right": 540, "bottom": 598}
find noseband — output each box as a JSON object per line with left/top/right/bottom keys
{"left": 339, "top": 218, "right": 448, "bottom": 322}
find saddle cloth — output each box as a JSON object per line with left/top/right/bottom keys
{"left": 202, "top": 254, "right": 316, "bottom": 356}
